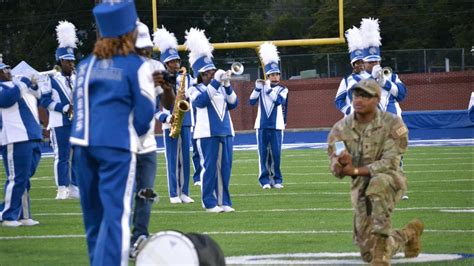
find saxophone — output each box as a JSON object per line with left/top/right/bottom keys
{"left": 169, "top": 67, "right": 190, "bottom": 138}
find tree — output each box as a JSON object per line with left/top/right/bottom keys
{"left": 0, "top": 0, "right": 471, "bottom": 70}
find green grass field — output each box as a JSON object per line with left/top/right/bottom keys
{"left": 0, "top": 146, "right": 473, "bottom": 265}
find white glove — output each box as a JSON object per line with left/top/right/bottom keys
{"left": 255, "top": 79, "right": 264, "bottom": 90}
{"left": 264, "top": 81, "right": 274, "bottom": 94}
{"left": 371, "top": 65, "right": 382, "bottom": 79}
{"left": 155, "top": 85, "right": 164, "bottom": 96}
{"left": 166, "top": 115, "right": 172, "bottom": 123}
{"left": 38, "top": 75, "right": 52, "bottom": 94}
{"left": 377, "top": 76, "right": 387, "bottom": 87}
{"left": 62, "top": 104, "right": 70, "bottom": 114}
{"left": 12, "top": 76, "right": 28, "bottom": 95}
{"left": 30, "top": 74, "right": 40, "bottom": 87}
{"left": 222, "top": 71, "right": 231, "bottom": 87}
{"left": 214, "top": 69, "right": 226, "bottom": 82}
{"left": 265, "top": 79, "right": 271, "bottom": 87}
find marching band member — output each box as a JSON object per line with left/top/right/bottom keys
{"left": 0, "top": 58, "right": 42, "bottom": 227}
{"left": 360, "top": 18, "right": 407, "bottom": 117}
{"left": 185, "top": 28, "right": 238, "bottom": 213}
{"left": 70, "top": 2, "right": 156, "bottom": 265}
{"left": 250, "top": 42, "right": 288, "bottom": 189}
{"left": 360, "top": 18, "right": 409, "bottom": 200}
{"left": 154, "top": 26, "right": 195, "bottom": 204}
{"left": 129, "top": 22, "right": 175, "bottom": 258}
{"left": 40, "top": 20, "right": 79, "bottom": 200}
{"left": 335, "top": 26, "right": 370, "bottom": 116}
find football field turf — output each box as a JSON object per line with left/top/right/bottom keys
{"left": 0, "top": 146, "right": 473, "bottom": 265}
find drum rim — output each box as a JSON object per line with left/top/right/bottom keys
{"left": 136, "top": 230, "right": 200, "bottom": 265}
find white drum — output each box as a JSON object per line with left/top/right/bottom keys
{"left": 136, "top": 231, "right": 200, "bottom": 266}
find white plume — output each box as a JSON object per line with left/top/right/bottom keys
{"left": 345, "top": 26, "right": 364, "bottom": 52}
{"left": 56, "top": 20, "right": 78, "bottom": 48}
{"left": 153, "top": 26, "right": 178, "bottom": 53}
{"left": 259, "top": 42, "right": 279, "bottom": 65}
{"left": 184, "top": 28, "right": 214, "bottom": 65}
{"left": 360, "top": 18, "right": 381, "bottom": 47}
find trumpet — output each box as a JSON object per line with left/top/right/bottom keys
{"left": 38, "top": 65, "right": 62, "bottom": 76}
{"left": 29, "top": 68, "right": 57, "bottom": 87}
{"left": 228, "top": 62, "right": 244, "bottom": 76}
{"left": 378, "top": 66, "right": 392, "bottom": 80}
{"left": 38, "top": 69, "right": 58, "bottom": 76}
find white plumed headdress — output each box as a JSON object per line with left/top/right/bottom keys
{"left": 184, "top": 27, "right": 215, "bottom": 76}
{"left": 153, "top": 26, "right": 180, "bottom": 63}
{"left": 345, "top": 26, "right": 364, "bottom": 64}
{"left": 360, "top": 17, "right": 382, "bottom": 62}
{"left": 55, "top": 20, "right": 78, "bottom": 61}
{"left": 259, "top": 42, "right": 280, "bottom": 75}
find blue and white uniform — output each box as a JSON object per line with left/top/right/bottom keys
{"left": 156, "top": 73, "right": 194, "bottom": 199}
{"left": 337, "top": 25, "right": 367, "bottom": 116}
{"left": 191, "top": 103, "right": 201, "bottom": 184}
{"left": 359, "top": 18, "right": 407, "bottom": 117}
{"left": 40, "top": 72, "right": 77, "bottom": 189}
{"left": 70, "top": 53, "right": 155, "bottom": 265}
{"left": 335, "top": 71, "right": 371, "bottom": 116}
{"left": 0, "top": 77, "right": 42, "bottom": 223}
{"left": 189, "top": 79, "right": 238, "bottom": 209}
{"left": 250, "top": 81, "right": 288, "bottom": 186}
{"left": 374, "top": 72, "right": 407, "bottom": 117}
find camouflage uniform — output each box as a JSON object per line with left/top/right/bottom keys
{"left": 327, "top": 109, "right": 410, "bottom": 262}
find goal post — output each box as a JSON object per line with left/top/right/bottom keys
{"left": 151, "top": 0, "right": 345, "bottom": 51}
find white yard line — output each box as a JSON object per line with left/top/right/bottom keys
{"left": 2, "top": 169, "right": 468, "bottom": 183}
{"left": 0, "top": 235, "right": 85, "bottom": 240}
{"left": 255, "top": 162, "right": 474, "bottom": 169}
{"left": 285, "top": 157, "right": 474, "bottom": 162}
{"left": 231, "top": 170, "right": 474, "bottom": 176}
{"left": 2, "top": 229, "right": 473, "bottom": 241}
{"left": 440, "top": 209, "right": 474, "bottom": 213}
{"left": 204, "top": 229, "right": 474, "bottom": 235}
{"left": 27, "top": 206, "right": 474, "bottom": 216}
{"left": 22, "top": 186, "right": 474, "bottom": 197}
{"left": 16, "top": 179, "right": 474, "bottom": 190}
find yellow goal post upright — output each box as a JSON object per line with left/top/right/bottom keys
{"left": 151, "top": 0, "right": 345, "bottom": 77}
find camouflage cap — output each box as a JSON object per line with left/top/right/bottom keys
{"left": 353, "top": 78, "right": 381, "bottom": 98}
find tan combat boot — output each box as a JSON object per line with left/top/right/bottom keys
{"left": 371, "top": 234, "right": 390, "bottom": 266}
{"left": 402, "top": 219, "right": 424, "bottom": 258}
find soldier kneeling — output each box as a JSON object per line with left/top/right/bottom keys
{"left": 327, "top": 79, "right": 423, "bottom": 265}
